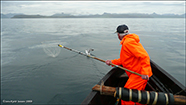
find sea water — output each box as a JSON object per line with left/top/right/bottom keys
{"left": 1, "top": 18, "right": 185, "bottom": 104}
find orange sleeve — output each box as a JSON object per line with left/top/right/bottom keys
{"left": 125, "top": 39, "right": 152, "bottom": 77}
{"left": 140, "top": 56, "right": 152, "bottom": 77}
{"left": 111, "top": 58, "right": 122, "bottom": 66}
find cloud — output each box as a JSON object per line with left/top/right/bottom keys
{"left": 1, "top": 1, "right": 185, "bottom": 15}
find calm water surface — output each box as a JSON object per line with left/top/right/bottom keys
{"left": 1, "top": 18, "right": 185, "bottom": 104}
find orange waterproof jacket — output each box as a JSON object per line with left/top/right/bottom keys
{"left": 111, "top": 33, "right": 153, "bottom": 77}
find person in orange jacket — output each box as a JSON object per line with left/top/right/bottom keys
{"left": 105, "top": 24, "right": 153, "bottom": 105}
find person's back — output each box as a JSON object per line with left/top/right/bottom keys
{"left": 105, "top": 24, "right": 153, "bottom": 105}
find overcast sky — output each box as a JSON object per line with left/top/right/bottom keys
{"left": 1, "top": 1, "right": 185, "bottom": 16}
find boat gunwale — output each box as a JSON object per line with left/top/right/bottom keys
{"left": 150, "top": 60, "right": 186, "bottom": 95}
{"left": 81, "top": 60, "right": 186, "bottom": 104}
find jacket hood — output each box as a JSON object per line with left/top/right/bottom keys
{"left": 120, "top": 34, "right": 140, "bottom": 45}
{"left": 121, "top": 34, "right": 140, "bottom": 45}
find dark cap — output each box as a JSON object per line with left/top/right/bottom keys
{"left": 116, "top": 24, "right": 129, "bottom": 33}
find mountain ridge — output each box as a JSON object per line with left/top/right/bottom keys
{"left": 1, "top": 12, "right": 185, "bottom": 18}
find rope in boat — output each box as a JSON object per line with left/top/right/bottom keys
{"left": 100, "top": 80, "right": 104, "bottom": 95}
{"left": 175, "top": 88, "right": 186, "bottom": 95}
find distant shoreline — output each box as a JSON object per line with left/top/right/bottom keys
{"left": 12, "top": 14, "right": 185, "bottom": 19}
{"left": 1, "top": 12, "right": 185, "bottom": 18}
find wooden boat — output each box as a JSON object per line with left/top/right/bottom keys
{"left": 81, "top": 60, "right": 186, "bottom": 105}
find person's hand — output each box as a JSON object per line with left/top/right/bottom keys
{"left": 105, "top": 60, "right": 112, "bottom": 66}
{"left": 141, "top": 75, "right": 149, "bottom": 80}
